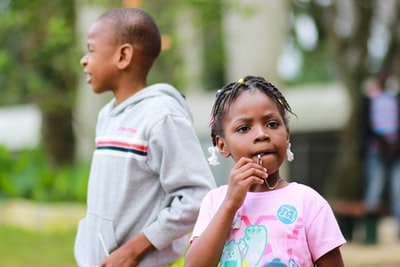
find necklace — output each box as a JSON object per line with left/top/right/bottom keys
{"left": 256, "top": 154, "right": 283, "bottom": 190}
{"left": 264, "top": 178, "right": 283, "bottom": 190}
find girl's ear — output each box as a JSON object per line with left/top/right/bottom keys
{"left": 216, "top": 135, "right": 230, "bottom": 158}
{"left": 286, "top": 127, "right": 290, "bottom": 144}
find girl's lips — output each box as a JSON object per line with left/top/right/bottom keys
{"left": 254, "top": 152, "right": 269, "bottom": 157}
{"left": 257, "top": 154, "right": 263, "bottom": 165}
{"left": 254, "top": 151, "right": 274, "bottom": 161}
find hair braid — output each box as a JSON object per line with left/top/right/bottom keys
{"left": 210, "top": 76, "right": 295, "bottom": 146}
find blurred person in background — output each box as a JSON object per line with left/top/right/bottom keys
{"left": 359, "top": 70, "right": 400, "bottom": 239}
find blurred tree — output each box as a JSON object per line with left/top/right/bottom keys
{"left": 0, "top": 0, "right": 78, "bottom": 167}
{"left": 138, "top": 0, "right": 225, "bottom": 91}
{"left": 289, "top": 0, "right": 400, "bottom": 198}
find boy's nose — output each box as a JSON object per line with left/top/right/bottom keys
{"left": 80, "top": 54, "right": 88, "bottom": 66}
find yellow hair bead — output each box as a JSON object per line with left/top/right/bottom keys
{"left": 237, "top": 78, "right": 244, "bottom": 83}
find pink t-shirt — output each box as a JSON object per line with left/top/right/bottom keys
{"left": 190, "top": 182, "right": 346, "bottom": 267}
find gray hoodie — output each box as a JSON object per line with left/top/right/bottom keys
{"left": 74, "top": 83, "right": 216, "bottom": 267}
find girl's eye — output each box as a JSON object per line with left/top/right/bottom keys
{"left": 267, "top": 121, "right": 279, "bottom": 129}
{"left": 237, "top": 126, "right": 250, "bottom": 133}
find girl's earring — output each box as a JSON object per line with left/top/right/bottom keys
{"left": 286, "top": 142, "right": 294, "bottom": 162}
{"left": 207, "top": 146, "right": 220, "bottom": 166}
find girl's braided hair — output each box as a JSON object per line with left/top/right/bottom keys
{"left": 210, "top": 76, "right": 295, "bottom": 146}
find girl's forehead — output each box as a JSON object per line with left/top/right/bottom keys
{"left": 231, "top": 89, "right": 276, "bottom": 107}
{"left": 227, "top": 90, "right": 281, "bottom": 117}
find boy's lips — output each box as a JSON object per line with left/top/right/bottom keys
{"left": 84, "top": 72, "right": 92, "bottom": 83}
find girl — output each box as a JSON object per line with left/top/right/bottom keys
{"left": 185, "top": 76, "right": 346, "bottom": 267}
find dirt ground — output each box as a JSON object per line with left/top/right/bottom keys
{"left": 341, "top": 217, "right": 400, "bottom": 267}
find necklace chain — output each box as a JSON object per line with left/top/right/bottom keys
{"left": 257, "top": 154, "right": 283, "bottom": 190}
{"left": 264, "top": 178, "right": 283, "bottom": 190}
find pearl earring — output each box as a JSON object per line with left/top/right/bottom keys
{"left": 287, "top": 142, "right": 294, "bottom": 162}
{"left": 207, "top": 146, "right": 220, "bottom": 166}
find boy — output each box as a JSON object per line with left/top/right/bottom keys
{"left": 74, "top": 8, "right": 216, "bottom": 267}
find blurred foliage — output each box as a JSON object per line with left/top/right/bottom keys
{"left": 0, "top": 0, "right": 78, "bottom": 106}
{"left": 0, "top": 146, "right": 89, "bottom": 202}
{"left": 141, "top": 0, "right": 225, "bottom": 91}
{"left": 0, "top": 0, "right": 78, "bottom": 167}
{"left": 284, "top": 44, "right": 335, "bottom": 86}
{"left": 281, "top": 2, "right": 336, "bottom": 86}
{"left": 289, "top": 0, "right": 400, "bottom": 98}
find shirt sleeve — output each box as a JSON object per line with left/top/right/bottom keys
{"left": 143, "top": 114, "right": 216, "bottom": 250}
{"left": 190, "top": 191, "right": 213, "bottom": 243}
{"left": 305, "top": 198, "right": 346, "bottom": 261}
{"left": 189, "top": 186, "right": 227, "bottom": 244}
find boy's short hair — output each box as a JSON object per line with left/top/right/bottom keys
{"left": 99, "top": 8, "right": 161, "bottom": 62}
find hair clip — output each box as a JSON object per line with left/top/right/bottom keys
{"left": 209, "top": 116, "right": 217, "bottom": 126}
{"left": 215, "top": 88, "right": 223, "bottom": 98}
{"left": 207, "top": 146, "right": 220, "bottom": 166}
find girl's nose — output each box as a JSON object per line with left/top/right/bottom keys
{"left": 254, "top": 127, "right": 269, "bottom": 142}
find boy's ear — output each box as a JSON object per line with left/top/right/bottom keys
{"left": 216, "top": 135, "right": 230, "bottom": 158}
{"left": 116, "top": 43, "right": 133, "bottom": 69}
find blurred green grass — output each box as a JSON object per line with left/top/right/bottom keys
{"left": 0, "top": 225, "right": 76, "bottom": 267}
{"left": 0, "top": 225, "right": 184, "bottom": 267}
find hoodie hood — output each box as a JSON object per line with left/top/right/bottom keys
{"left": 107, "top": 83, "right": 192, "bottom": 120}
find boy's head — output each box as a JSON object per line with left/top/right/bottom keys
{"left": 81, "top": 8, "right": 161, "bottom": 95}
{"left": 98, "top": 8, "right": 161, "bottom": 63}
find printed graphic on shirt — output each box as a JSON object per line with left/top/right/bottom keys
{"left": 218, "top": 205, "right": 300, "bottom": 267}
{"left": 263, "top": 258, "right": 298, "bottom": 267}
{"left": 277, "top": 205, "right": 297, "bottom": 225}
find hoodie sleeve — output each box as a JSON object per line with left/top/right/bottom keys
{"left": 143, "top": 113, "right": 216, "bottom": 250}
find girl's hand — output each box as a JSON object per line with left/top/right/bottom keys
{"left": 224, "top": 157, "right": 267, "bottom": 210}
